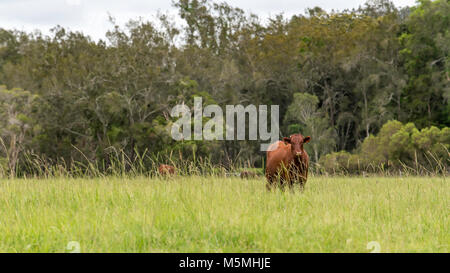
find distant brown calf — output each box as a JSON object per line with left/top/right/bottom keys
{"left": 240, "top": 171, "right": 257, "bottom": 179}
{"left": 158, "top": 164, "right": 176, "bottom": 176}
{"left": 265, "top": 134, "right": 311, "bottom": 190}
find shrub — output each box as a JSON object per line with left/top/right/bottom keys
{"left": 319, "top": 120, "right": 449, "bottom": 175}
{"left": 318, "top": 151, "right": 361, "bottom": 175}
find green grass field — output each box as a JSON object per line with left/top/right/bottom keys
{"left": 0, "top": 176, "right": 448, "bottom": 253}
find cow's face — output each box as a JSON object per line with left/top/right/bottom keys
{"left": 283, "top": 134, "right": 311, "bottom": 157}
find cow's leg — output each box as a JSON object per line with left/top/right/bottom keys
{"left": 286, "top": 167, "right": 298, "bottom": 191}
{"left": 266, "top": 177, "right": 273, "bottom": 191}
{"left": 293, "top": 162, "right": 308, "bottom": 192}
{"left": 274, "top": 171, "right": 284, "bottom": 191}
{"left": 283, "top": 174, "right": 293, "bottom": 192}
{"left": 280, "top": 163, "right": 293, "bottom": 191}
{"left": 300, "top": 166, "right": 309, "bottom": 191}
{"left": 292, "top": 170, "right": 305, "bottom": 192}
{"left": 298, "top": 180, "right": 306, "bottom": 192}
{"left": 265, "top": 173, "right": 275, "bottom": 191}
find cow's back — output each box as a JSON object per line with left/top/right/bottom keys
{"left": 159, "top": 164, "right": 175, "bottom": 175}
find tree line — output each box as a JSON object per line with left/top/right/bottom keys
{"left": 0, "top": 0, "right": 448, "bottom": 177}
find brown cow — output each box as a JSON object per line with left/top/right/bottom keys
{"left": 265, "top": 134, "right": 311, "bottom": 190}
{"left": 240, "top": 171, "right": 257, "bottom": 179}
{"left": 158, "top": 164, "right": 176, "bottom": 176}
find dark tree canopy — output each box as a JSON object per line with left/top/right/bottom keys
{"left": 0, "top": 0, "right": 448, "bottom": 176}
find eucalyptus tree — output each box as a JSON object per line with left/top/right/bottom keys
{"left": 0, "top": 86, "right": 38, "bottom": 177}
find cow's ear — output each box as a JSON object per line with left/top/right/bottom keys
{"left": 304, "top": 136, "right": 311, "bottom": 143}
{"left": 283, "top": 137, "right": 291, "bottom": 144}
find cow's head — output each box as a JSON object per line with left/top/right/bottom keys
{"left": 283, "top": 134, "right": 311, "bottom": 157}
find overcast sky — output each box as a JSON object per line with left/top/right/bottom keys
{"left": 0, "top": 0, "right": 418, "bottom": 41}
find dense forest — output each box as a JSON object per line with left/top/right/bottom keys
{"left": 0, "top": 0, "right": 449, "bottom": 177}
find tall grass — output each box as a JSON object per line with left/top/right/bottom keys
{"left": 0, "top": 147, "right": 447, "bottom": 252}
{"left": 5, "top": 148, "right": 234, "bottom": 179}
{"left": 0, "top": 176, "right": 447, "bottom": 252}
{"left": 313, "top": 147, "right": 449, "bottom": 177}
{"left": 0, "top": 145, "right": 448, "bottom": 179}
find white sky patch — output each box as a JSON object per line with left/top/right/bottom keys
{"left": 0, "top": 0, "right": 418, "bottom": 41}
{"left": 66, "top": 0, "right": 82, "bottom": 6}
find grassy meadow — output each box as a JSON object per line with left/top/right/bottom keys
{"left": 0, "top": 175, "right": 448, "bottom": 253}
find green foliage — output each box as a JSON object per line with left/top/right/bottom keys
{"left": 317, "top": 151, "right": 361, "bottom": 174}
{"left": 400, "top": 0, "right": 450, "bottom": 127}
{"left": 0, "top": 85, "right": 38, "bottom": 177}
{"left": 319, "top": 120, "right": 449, "bottom": 174}
{"left": 284, "top": 93, "right": 336, "bottom": 161}
{"left": 0, "top": 0, "right": 449, "bottom": 177}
